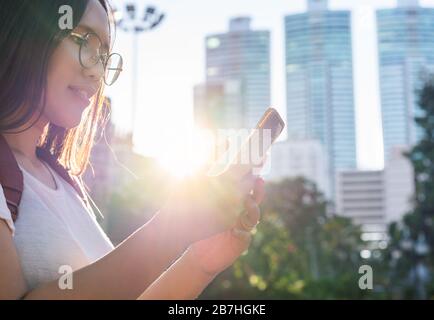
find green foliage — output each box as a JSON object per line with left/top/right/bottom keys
{"left": 377, "top": 77, "right": 434, "bottom": 299}
{"left": 201, "top": 177, "right": 372, "bottom": 299}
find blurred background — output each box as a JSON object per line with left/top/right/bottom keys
{"left": 84, "top": 0, "right": 434, "bottom": 299}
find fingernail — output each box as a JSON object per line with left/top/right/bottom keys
{"left": 241, "top": 217, "right": 255, "bottom": 231}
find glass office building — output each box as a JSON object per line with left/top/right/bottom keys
{"left": 377, "top": 0, "right": 434, "bottom": 160}
{"left": 204, "top": 17, "right": 271, "bottom": 129}
{"left": 284, "top": 0, "right": 357, "bottom": 193}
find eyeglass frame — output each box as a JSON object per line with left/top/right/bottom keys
{"left": 69, "top": 31, "right": 123, "bottom": 86}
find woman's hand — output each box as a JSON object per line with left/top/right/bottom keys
{"left": 159, "top": 159, "right": 265, "bottom": 249}
{"left": 184, "top": 177, "right": 265, "bottom": 277}
{"left": 138, "top": 183, "right": 263, "bottom": 301}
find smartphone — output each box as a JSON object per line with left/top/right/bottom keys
{"left": 207, "top": 107, "right": 285, "bottom": 177}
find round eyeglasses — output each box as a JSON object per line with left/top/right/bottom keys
{"left": 69, "top": 32, "right": 123, "bottom": 86}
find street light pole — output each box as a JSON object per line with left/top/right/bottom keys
{"left": 113, "top": 4, "right": 165, "bottom": 145}
{"left": 132, "top": 29, "right": 139, "bottom": 141}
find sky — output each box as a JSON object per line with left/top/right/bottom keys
{"left": 105, "top": 0, "right": 434, "bottom": 171}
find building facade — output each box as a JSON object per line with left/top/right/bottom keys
{"left": 377, "top": 0, "right": 434, "bottom": 160}
{"left": 265, "top": 139, "right": 330, "bottom": 198}
{"left": 198, "top": 17, "right": 271, "bottom": 130}
{"left": 335, "top": 147, "right": 415, "bottom": 238}
{"left": 285, "top": 0, "right": 357, "bottom": 196}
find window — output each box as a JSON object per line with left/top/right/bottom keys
{"left": 207, "top": 37, "right": 221, "bottom": 49}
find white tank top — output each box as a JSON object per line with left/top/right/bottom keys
{"left": 0, "top": 161, "right": 114, "bottom": 290}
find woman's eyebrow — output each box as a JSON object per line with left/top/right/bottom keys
{"left": 77, "top": 24, "right": 110, "bottom": 50}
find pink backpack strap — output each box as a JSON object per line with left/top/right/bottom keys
{"left": 0, "top": 134, "right": 88, "bottom": 222}
{"left": 0, "top": 135, "right": 23, "bottom": 222}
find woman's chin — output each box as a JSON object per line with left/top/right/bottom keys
{"left": 67, "top": 115, "right": 86, "bottom": 128}
{"left": 50, "top": 112, "right": 85, "bottom": 129}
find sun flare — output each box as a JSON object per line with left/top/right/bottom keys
{"left": 155, "top": 127, "right": 216, "bottom": 178}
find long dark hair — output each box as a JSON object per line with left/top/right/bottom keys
{"left": 0, "top": 0, "right": 114, "bottom": 176}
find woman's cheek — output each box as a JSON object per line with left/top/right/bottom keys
{"left": 43, "top": 82, "right": 82, "bottom": 128}
{"left": 44, "top": 51, "right": 85, "bottom": 127}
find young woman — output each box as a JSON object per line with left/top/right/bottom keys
{"left": 0, "top": 0, "right": 265, "bottom": 299}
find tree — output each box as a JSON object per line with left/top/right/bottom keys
{"left": 380, "top": 76, "right": 434, "bottom": 299}
{"left": 201, "top": 177, "right": 370, "bottom": 299}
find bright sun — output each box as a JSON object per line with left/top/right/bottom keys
{"left": 155, "top": 127, "right": 216, "bottom": 178}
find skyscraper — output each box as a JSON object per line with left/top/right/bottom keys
{"left": 284, "top": 0, "right": 357, "bottom": 195}
{"left": 377, "top": 0, "right": 434, "bottom": 161}
{"left": 197, "top": 17, "right": 270, "bottom": 130}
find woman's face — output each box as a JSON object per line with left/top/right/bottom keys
{"left": 43, "top": 0, "right": 109, "bottom": 129}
